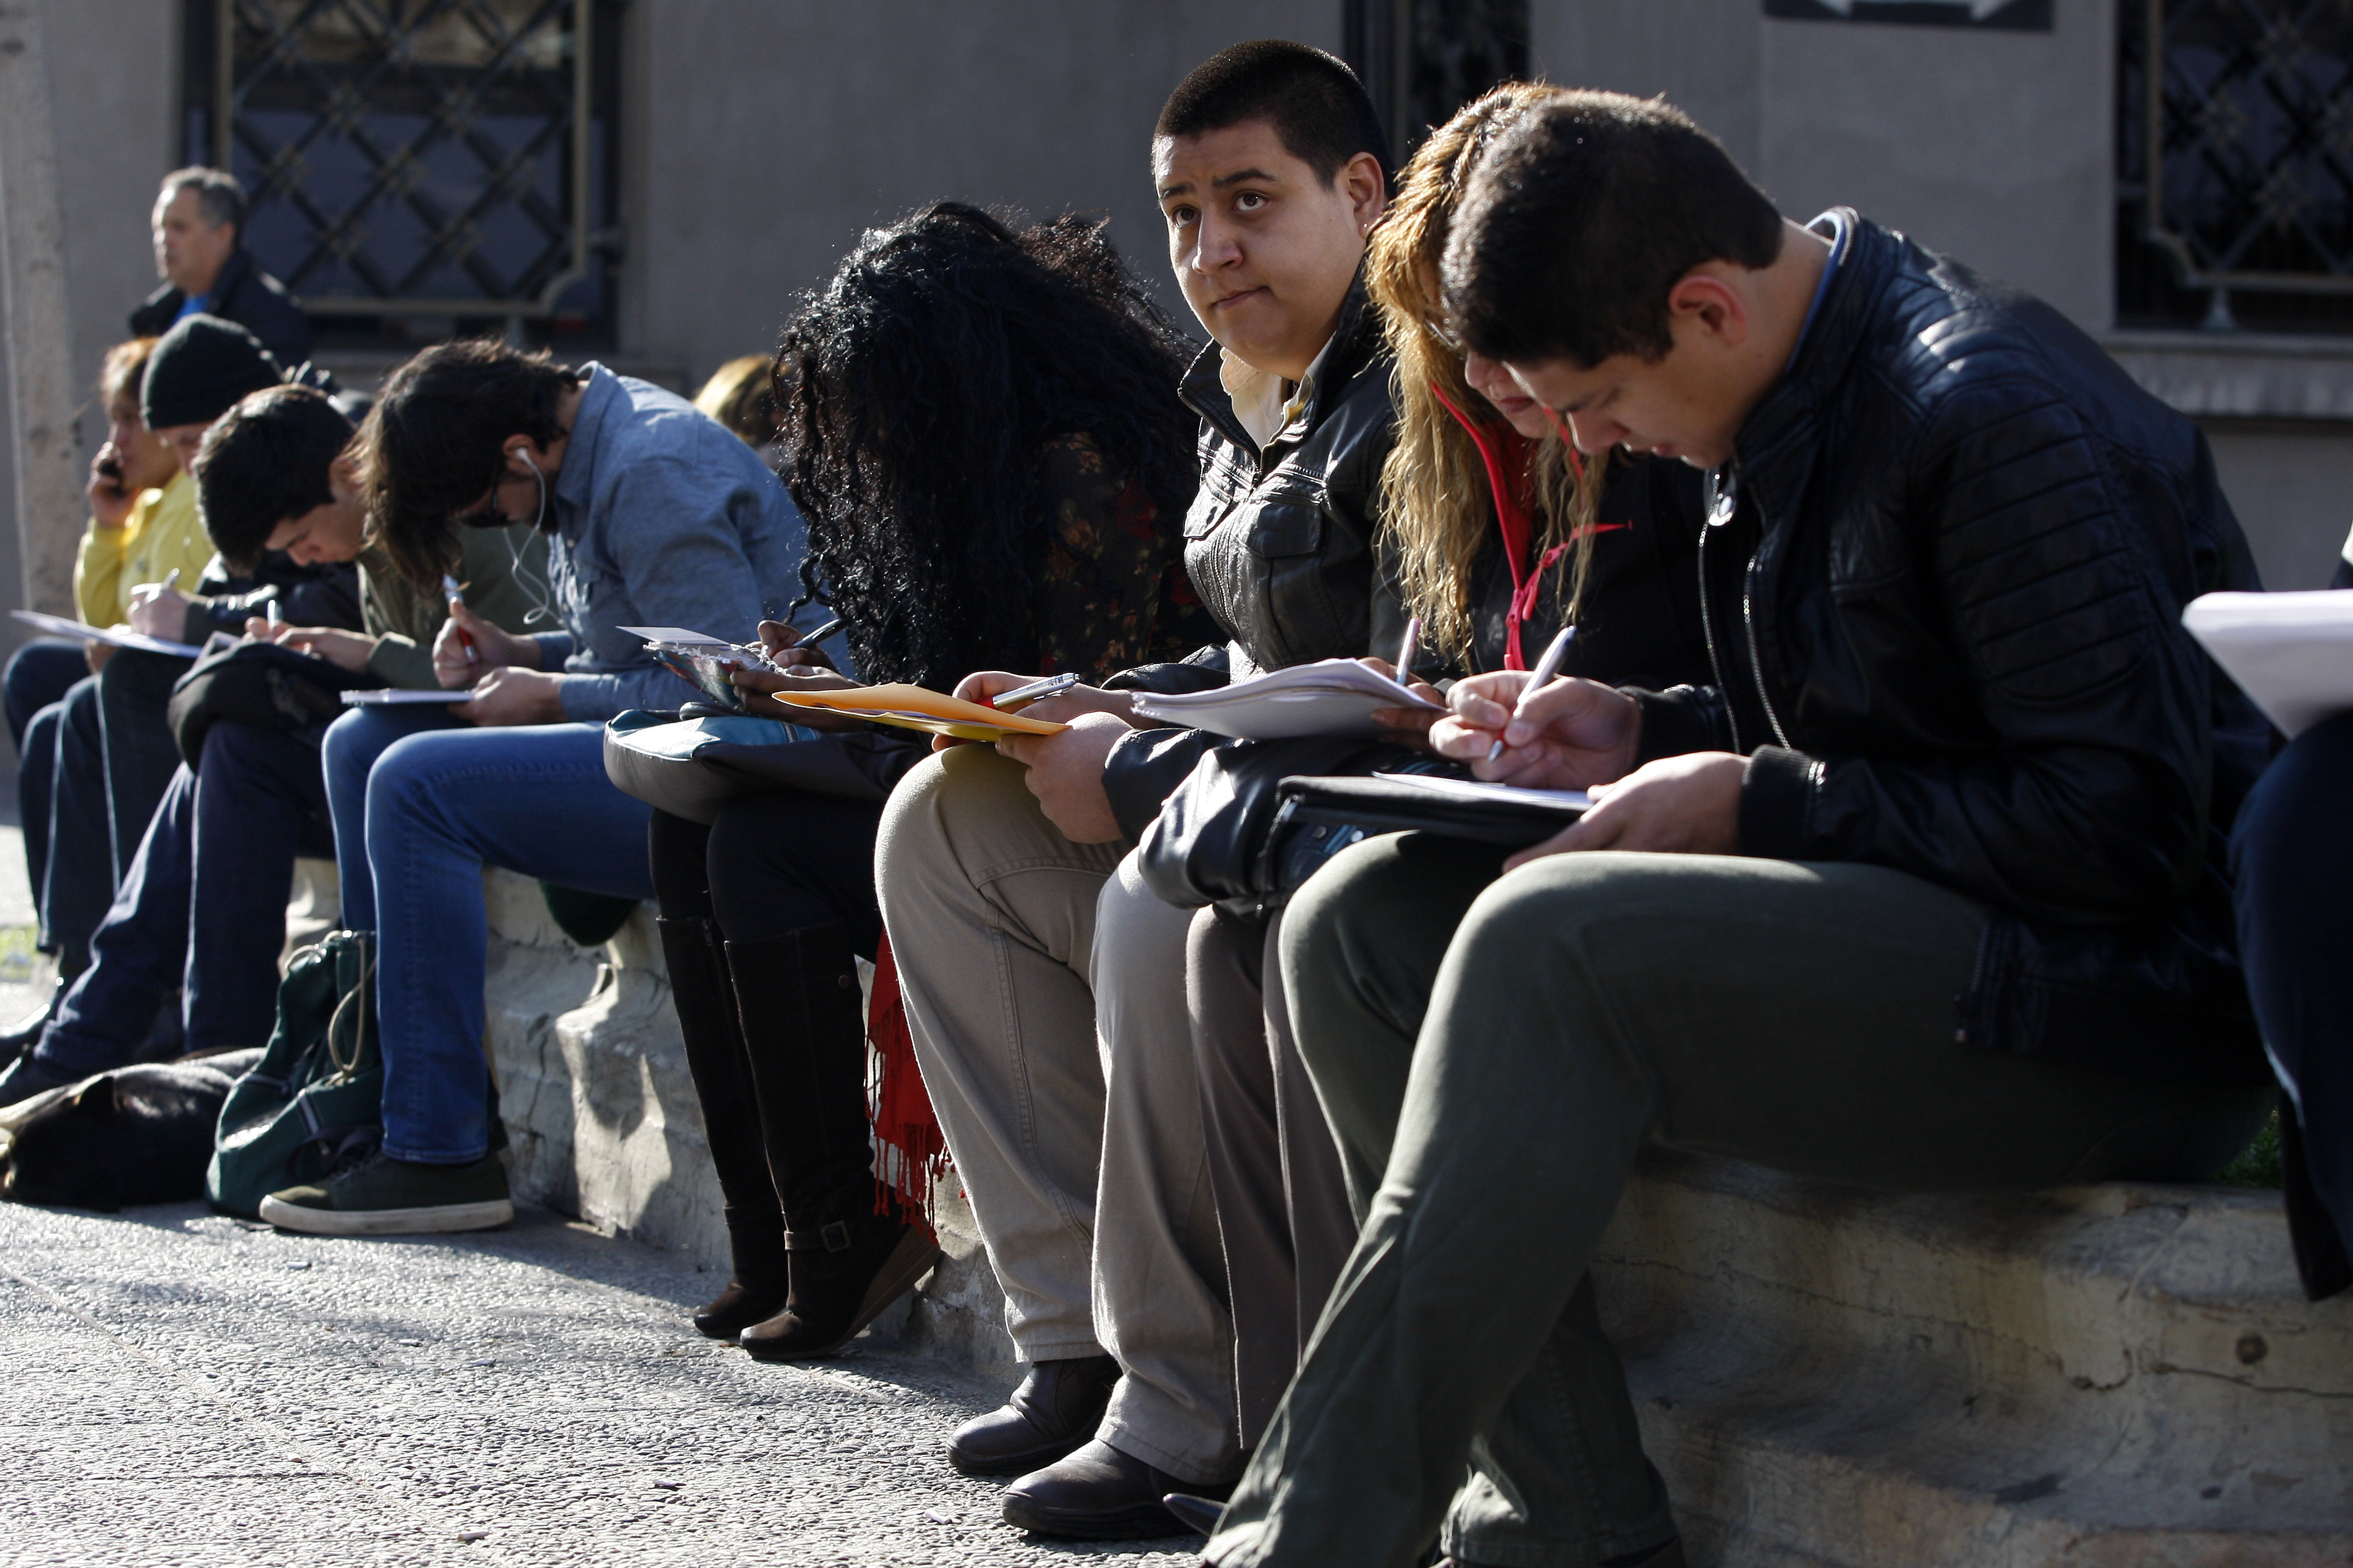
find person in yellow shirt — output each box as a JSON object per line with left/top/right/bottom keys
{"left": 2, "top": 337, "right": 179, "bottom": 1048}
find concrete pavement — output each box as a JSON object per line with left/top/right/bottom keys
{"left": 0, "top": 1198, "right": 1202, "bottom": 1567}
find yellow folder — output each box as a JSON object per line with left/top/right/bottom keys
{"left": 762, "top": 682, "right": 1073, "bottom": 743}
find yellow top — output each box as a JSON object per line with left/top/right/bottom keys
{"left": 72, "top": 470, "right": 214, "bottom": 628}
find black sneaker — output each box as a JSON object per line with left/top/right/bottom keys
{"left": 259, "top": 1151, "right": 513, "bottom": 1236}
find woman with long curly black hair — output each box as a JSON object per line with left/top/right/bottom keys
{"left": 643, "top": 203, "right": 1212, "bottom": 1362}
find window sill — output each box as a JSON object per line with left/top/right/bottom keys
{"left": 2100, "top": 330, "right": 2353, "bottom": 423}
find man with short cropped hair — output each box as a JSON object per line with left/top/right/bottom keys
{"left": 1202, "top": 91, "right": 2278, "bottom": 1568}
{"left": 875, "top": 40, "right": 1398, "bottom": 1537}
{"left": 130, "top": 167, "right": 311, "bottom": 366}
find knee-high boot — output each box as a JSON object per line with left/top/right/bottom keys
{"left": 655, "top": 916, "right": 790, "bottom": 1338}
{"left": 725, "top": 924, "right": 942, "bottom": 1360}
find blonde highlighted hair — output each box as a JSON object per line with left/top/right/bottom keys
{"left": 1367, "top": 82, "right": 1606, "bottom": 664}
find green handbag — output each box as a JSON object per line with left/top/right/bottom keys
{"left": 207, "top": 931, "right": 382, "bottom": 1218}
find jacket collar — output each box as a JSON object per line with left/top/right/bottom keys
{"left": 550, "top": 363, "right": 620, "bottom": 528}
{"left": 1731, "top": 209, "right": 1886, "bottom": 526}
{"left": 1180, "top": 268, "right": 1383, "bottom": 458}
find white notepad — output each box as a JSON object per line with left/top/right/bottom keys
{"left": 2182, "top": 591, "right": 2353, "bottom": 738}
{"left": 340, "top": 688, "right": 478, "bottom": 706}
{"left": 1130, "top": 659, "right": 1444, "bottom": 740}
{"left": 10, "top": 609, "right": 201, "bottom": 659}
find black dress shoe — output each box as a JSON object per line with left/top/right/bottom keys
{"left": 945, "top": 1353, "right": 1118, "bottom": 1476}
{"left": 0, "top": 979, "right": 67, "bottom": 1063}
{"left": 1161, "top": 1491, "right": 1223, "bottom": 1536}
{"left": 1001, "top": 1437, "right": 1233, "bottom": 1540}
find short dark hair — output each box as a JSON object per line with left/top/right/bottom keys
{"left": 1443, "top": 92, "right": 1785, "bottom": 368}
{"left": 192, "top": 385, "right": 355, "bottom": 572}
{"left": 1155, "top": 40, "right": 1390, "bottom": 187}
{"left": 354, "top": 338, "right": 577, "bottom": 586}
{"left": 159, "top": 166, "right": 247, "bottom": 235}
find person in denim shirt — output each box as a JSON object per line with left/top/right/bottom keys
{"left": 261, "top": 339, "right": 822, "bottom": 1237}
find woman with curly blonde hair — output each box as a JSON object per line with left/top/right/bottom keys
{"left": 1367, "top": 82, "right": 1706, "bottom": 688}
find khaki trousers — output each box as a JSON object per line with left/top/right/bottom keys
{"left": 875, "top": 746, "right": 1240, "bottom": 1483}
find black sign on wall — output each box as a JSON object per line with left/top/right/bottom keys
{"left": 1764, "top": 0, "right": 2054, "bottom": 28}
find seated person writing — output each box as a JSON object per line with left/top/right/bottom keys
{"left": 0, "top": 386, "right": 543, "bottom": 1104}
{"left": 1204, "top": 92, "right": 2276, "bottom": 1568}
{"left": 258, "top": 339, "right": 819, "bottom": 1237}
{"left": 641, "top": 203, "right": 1213, "bottom": 1363}
{"left": 4, "top": 335, "right": 180, "bottom": 1036}
{"left": 14, "top": 318, "right": 357, "bottom": 1052}
{"left": 876, "top": 41, "right": 1397, "bottom": 1538}
{"left": 1176, "top": 80, "right": 1711, "bottom": 1460}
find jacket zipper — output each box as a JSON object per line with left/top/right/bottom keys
{"left": 1742, "top": 486, "right": 1793, "bottom": 751}
{"left": 1698, "top": 469, "right": 1739, "bottom": 753}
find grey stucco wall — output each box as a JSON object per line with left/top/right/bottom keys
{"left": 1532, "top": 0, "right": 2114, "bottom": 334}
{"left": 622, "top": 2, "right": 1340, "bottom": 394}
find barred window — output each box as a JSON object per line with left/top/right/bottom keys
{"left": 179, "top": 0, "right": 623, "bottom": 349}
{"left": 2120, "top": 0, "right": 2353, "bottom": 333}
{"left": 1346, "top": 0, "right": 1531, "bottom": 162}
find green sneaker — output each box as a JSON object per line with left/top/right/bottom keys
{"left": 259, "top": 1152, "right": 513, "bottom": 1236}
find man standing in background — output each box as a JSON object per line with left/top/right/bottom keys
{"left": 129, "top": 167, "right": 311, "bottom": 366}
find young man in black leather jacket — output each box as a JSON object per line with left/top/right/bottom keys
{"left": 1201, "top": 91, "right": 2277, "bottom": 1568}
{"left": 874, "top": 41, "right": 1400, "bottom": 1538}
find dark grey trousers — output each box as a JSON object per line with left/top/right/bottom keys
{"left": 1186, "top": 905, "right": 1354, "bottom": 1449}
{"left": 1207, "top": 835, "right": 2273, "bottom": 1568}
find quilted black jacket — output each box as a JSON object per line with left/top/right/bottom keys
{"left": 1634, "top": 213, "right": 2271, "bottom": 1081}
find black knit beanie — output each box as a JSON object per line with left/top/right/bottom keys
{"left": 140, "top": 314, "right": 283, "bottom": 429}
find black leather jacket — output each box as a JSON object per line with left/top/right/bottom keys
{"left": 1102, "top": 277, "right": 1401, "bottom": 837}
{"left": 1636, "top": 214, "right": 2270, "bottom": 1082}
{"left": 131, "top": 250, "right": 314, "bottom": 368}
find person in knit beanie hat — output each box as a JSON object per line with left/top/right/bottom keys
{"left": 138, "top": 314, "right": 283, "bottom": 466}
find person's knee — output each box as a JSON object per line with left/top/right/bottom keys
{"left": 2233, "top": 712, "right": 2353, "bottom": 890}
{"left": 876, "top": 744, "right": 1034, "bottom": 909}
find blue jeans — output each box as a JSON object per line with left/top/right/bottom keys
{"left": 6, "top": 641, "right": 90, "bottom": 927}
{"left": 323, "top": 711, "right": 653, "bottom": 1163}
{"left": 36, "top": 722, "right": 337, "bottom": 1075}
{"left": 2233, "top": 710, "right": 2353, "bottom": 1260}
{"left": 42, "top": 675, "right": 111, "bottom": 968}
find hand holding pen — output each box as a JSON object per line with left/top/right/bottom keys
{"left": 443, "top": 575, "right": 476, "bottom": 664}
{"left": 1487, "top": 625, "right": 1576, "bottom": 762}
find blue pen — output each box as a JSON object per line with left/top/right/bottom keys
{"left": 1487, "top": 625, "right": 1576, "bottom": 762}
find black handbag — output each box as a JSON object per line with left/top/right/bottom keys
{"left": 166, "top": 641, "right": 379, "bottom": 769}
{"left": 602, "top": 710, "right": 927, "bottom": 825}
{"left": 1134, "top": 735, "right": 1421, "bottom": 914}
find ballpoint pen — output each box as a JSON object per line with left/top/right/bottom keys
{"left": 986, "top": 672, "right": 1082, "bottom": 710}
{"left": 1487, "top": 625, "right": 1577, "bottom": 762}
{"left": 443, "top": 574, "right": 477, "bottom": 662}
{"left": 162, "top": 568, "right": 180, "bottom": 592}
{"left": 746, "top": 616, "right": 844, "bottom": 671}
{"left": 1394, "top": 614, "right": 1420, "bottom": 688}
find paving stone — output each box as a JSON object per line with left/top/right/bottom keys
{"left": 0, "top": 1199, "right": 1199, "bottom": 1566}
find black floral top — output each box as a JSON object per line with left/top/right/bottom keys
{"left": 1033, "top": 432, "right": 1215, "bottom": 682}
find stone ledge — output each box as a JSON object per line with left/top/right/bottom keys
{"left": 475, "top": 869, "right": 2352, "bottom": 1564}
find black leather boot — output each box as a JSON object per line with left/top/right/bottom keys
{"left": 947, "top": 1354, "right": 1121, "bottom": 1475}
{"left": 726, "top": 925, "right": 940, "bottom": 1361}
{"left": 655, "top": 916, "right": 790, "bottom": 1338}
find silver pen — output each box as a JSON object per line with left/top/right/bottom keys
{"left": 1394, "top": 615, "right": 1420, "bottom": 687}
{"left": 1486, "top": 625, "right": 1577, "bottom": 762}
{"left": 989, "top": 672, "right": 1083, "bottom": 711}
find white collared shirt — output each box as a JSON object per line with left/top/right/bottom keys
{"left": 1220, "top": 334, "right": 1337, "bottom": 452}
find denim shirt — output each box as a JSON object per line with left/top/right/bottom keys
{"left": 523, "top": 364, "right": 826, "bottom": 721}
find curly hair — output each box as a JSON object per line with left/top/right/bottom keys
{"left": 1367, "top": 82, "right": 1608, "bottom": 662}
{"left": 773, "top": 203, "right": 1199, "bottom": 689}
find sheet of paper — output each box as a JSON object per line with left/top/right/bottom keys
{"left": 1370, "top": 773, "right": 1594, "bottom": 814}
{"left": 617, "top": 625, "right": 739, "bottom": 648}
{"left": 10, "top": 609, "right": 201, "bottom": 659}
{"left": 2183, "top": 590, "right": 2353, "bottom": 738}
{"left": 339, "top": 688, "right": 478, "bottom": 705}
{"left": 1130, "top": 659, "right": 1443, "bottom": 740}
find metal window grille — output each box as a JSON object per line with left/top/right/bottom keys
{"left": 1346, "top": 0, "right": 1531, "bottom": 164}
{"left": 2120, "top": 0, "right": 2353, "bottom": 332}
{"left": 179, "top": 0, "right": 621, "bottom": 344}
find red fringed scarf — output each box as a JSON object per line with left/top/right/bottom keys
{"left": 866, "top": 930, "right": 948, "bottom": 1239}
